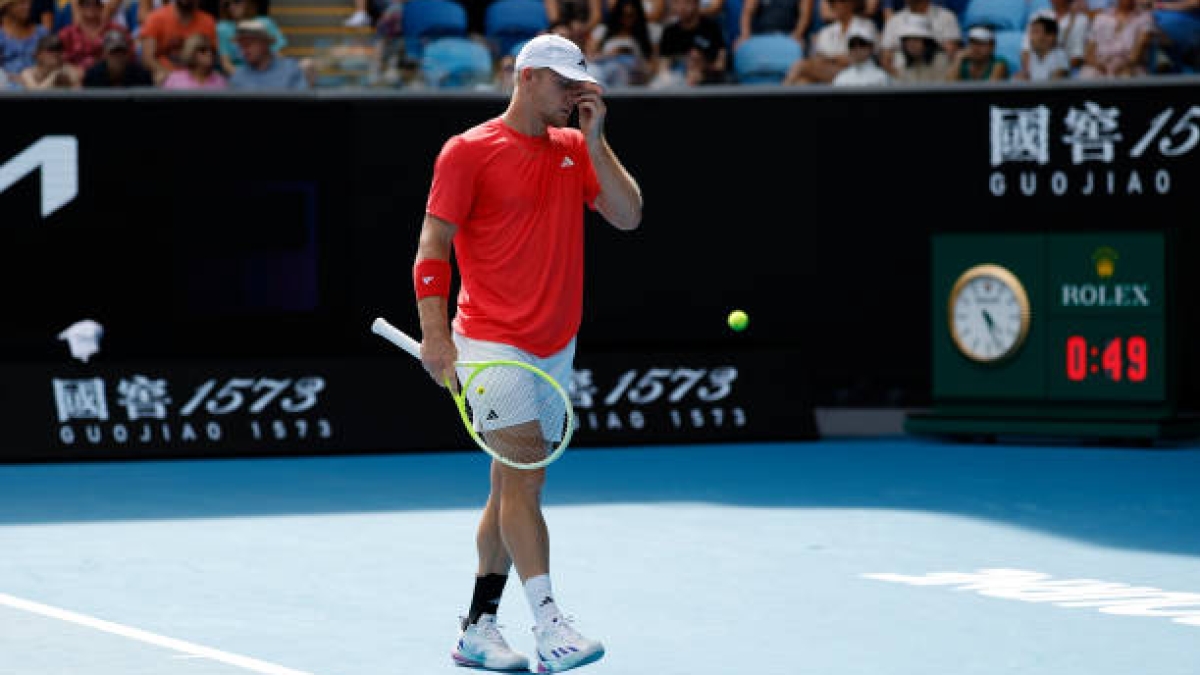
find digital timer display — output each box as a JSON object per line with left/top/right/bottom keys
{"left": 1046, "top": 320, "right": 1164, "bottom": 401}
{"left": 1064, "top": 335, "right": 1148, "bottom": 383}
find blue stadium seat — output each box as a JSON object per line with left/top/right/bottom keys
{"left": 1026, "top": 0, "right": 1052, "bottom": 16}
{"left": 510, "top": 38, "right": 531, "bottom": 57}
{"left": 484, "top": 0, "right": 548, "bottom": 59}
{"left": 53, "top": 2, "right": 72, "bottom": 31}
{"left": 421, "top": 36, "right": 494, "bottom": 87}
{"left": 403, "top": 0, "right": 470, "bottom": 59}
{"left": 940, "top": 0, "right": 973, "bottom": 19}
{"left": 733, "top": 34, "right": 802, "bottom": 84}
{"left": 992, "top": 27, "right": 1024, "bottom": 74}
{"left": 961, "top": 0, "right": 1029, "bottom": 30}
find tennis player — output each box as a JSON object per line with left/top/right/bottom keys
{"left": 411, "top": 34, "right": 643, "bottom": 673}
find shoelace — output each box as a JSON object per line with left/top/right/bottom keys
{"left": 539, "top": 616, "right": 585, "bottom": 645}
{"left": 476, "top": 619, "right": 511, "bottom": 644}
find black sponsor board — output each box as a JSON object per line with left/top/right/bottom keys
{"left": 0, "top": 349, "right": 813, "bottom": 462}
{"left": 570, "top": 350, "right": 815, "bottom": 446}
{"left": 0, "top": 358, "right": 453, "bottom": 462}
{"left": 2, "top": 85, "right": 1199, "bottom": 446}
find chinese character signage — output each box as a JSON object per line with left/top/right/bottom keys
{"left": 50, "top": 372, "right": 335, "bottom": 448}
{"left": 988, "top": 102, "right": 1200, "bottom": 197}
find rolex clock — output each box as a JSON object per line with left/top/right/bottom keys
{"left": 906, "top": 232, "right": 1196, "bottom": 441}
{"left": 947, "top": 263, "right": 1031, "bottom": 364}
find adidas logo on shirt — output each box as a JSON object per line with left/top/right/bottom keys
{"left": 560, "top": 156, "right": 574, "bottom": 168}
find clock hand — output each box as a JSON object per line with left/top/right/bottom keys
{"left": 980, "top": 308, "right": 1005, "bottom": 349}
{"left": 981, "top": 309, "right": 996, "bottom": 332}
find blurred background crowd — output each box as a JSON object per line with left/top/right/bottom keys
{"left": 0, "top": 0, "right": 1196, "bottom": 90}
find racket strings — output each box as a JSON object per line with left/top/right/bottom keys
{"left": 462, "top": 363, "right": 571, "bottom": 467}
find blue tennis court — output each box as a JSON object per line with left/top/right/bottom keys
{"left": 2, "top": 436, "right": 1198, "bottom": 675}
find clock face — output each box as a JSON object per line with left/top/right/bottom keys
{"left": 948, "top": 264, "right": 1031, "bottom": 363}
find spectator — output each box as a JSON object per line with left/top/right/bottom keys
{"left": 890, "top": 13, "right": 950, "bottom": 80}
{"left": 60, "top": 0, "right": 132, "bottom": 71}
{"left": 832, "top": 21, "right": 890, "bottom": 83}
{"left": 545, "top": 0, "right": 604, "bottom": 41}
{"left": 371, "top": 0, "right": 404, "bottom": 81}
{"left": 216, "top": 0, "right": 284, "bottom": 74}
{"left": 1020, "top": 0, "right": 1089, "bottom": 72}
{"left": 947, "top": 25, "right": 1008, "bottom": 79}
{"left": 70, "top": 0, "right": 127, "bottom": 28}
{"left": 549, "top": 11, "right": 592, "bottom": 49}
{"left": 139, "top": 0, "right": 219, "bottom": 84}
{"left": 162, "top": 31, "right": 226, "bottom": 86}
{"left": 83, "top": 27, "right": 154, "bottom": 84}
{"left": 492, "top": 51, "right": 515, "bottom": 91}
{"left": 140, "top": 0, "right": 236, "bottom": 25}
{"left": 1078, "top": 0, "right": 1153, "bottom": 77}
{"left": 586, "top": 0, "right": 655, "bottom": 85}
{"left": 736, "top": 0, "right": 812, "bottom": 50}
{"left": 0, "top": 0, "right": 49, "bottom": 77}
{"left": 1151, "top": 0, "right": 1200, "bottom": 72}
{"left": 227, "top": 17, "right": 308, "bottom": 88}
{"left": 619, "top": 0, "right": 667, "bottom": 21}
{"left": 1014, "top": 14, "right": 1071, "bottom": 79}
{"left": 653, "top": 0, "right": 727, "bottom": 86}
{"left": 816, "top": 0, "right": 879, "bottom": 27}
{"left": 880, "top": 0, "right": 960, "bottom": 72}
{"left": 18, "top": 33, "right": 83, "bottom": 87}
{"left": 783, "top": 0, "right": 876, "bottom": 84}
{"left": 609, "top": 0, "right": 666, "bottom": 25}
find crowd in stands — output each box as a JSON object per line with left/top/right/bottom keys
{"left": 0, "top": 0, "right": 310, "bottom": 88}
{"left": 2, "top": 0, "right": 1198, "bottom": 88}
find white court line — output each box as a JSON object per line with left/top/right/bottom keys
{"left": 0, "top": 592, "right": 319, "bottom": 675}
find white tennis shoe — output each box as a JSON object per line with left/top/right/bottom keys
{"left": 533, "top": 617, "right": 605, "bottom": 672}
{"left": 452, "top": 615, "right": 530, "bottom": 671}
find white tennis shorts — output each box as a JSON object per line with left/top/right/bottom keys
{"left": 452, "top": 332, "right": 575, "bottom": 440}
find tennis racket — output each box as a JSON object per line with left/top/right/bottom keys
{"left": 370, "top": 317, "right": 576, "bottom": 470}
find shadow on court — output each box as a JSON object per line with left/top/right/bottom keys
{"left": 1, "top": 438, "right": 1198, "bottom": 556}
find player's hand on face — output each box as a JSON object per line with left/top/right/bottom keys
{"left": 420, "top": 336, "right": 459, "bottom": 393}
{"left": 574, "top": 83, "right": 605, "bottom": 142}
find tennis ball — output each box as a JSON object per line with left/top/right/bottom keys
{"left": 476, "top": 386, "right": 486, "bottom": 395}
{"left": 727, "top": 309, "right": 749, "bottom": 332}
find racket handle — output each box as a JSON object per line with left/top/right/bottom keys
{"left": 371, "top": 317, "right": 422, "bottom": 360}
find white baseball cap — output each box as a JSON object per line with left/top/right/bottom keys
{"left": 967, "top": 25, "right": 995, "bottom": 42}
{"left": 846, "top": 23, "right": 876, "bottom": 44}
{"left": 514, "top": 34, "right": 600, "bottom": 86}
{"left": 898, "top": 14, "right": 935, "bottom": 40}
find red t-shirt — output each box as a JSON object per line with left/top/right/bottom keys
{"left": 427, "top": 117, "right": 601, "bottom": 357}
{"left": 140, "top": 5, "right": 217, "bottom": 70}
{"left": 60, "top": 23, "right": 131, "bottom": 71}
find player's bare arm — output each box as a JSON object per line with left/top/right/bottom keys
{"left": 414, "top": 213, "right": 460, "bottom": 391}
{"left": 576, "top": 85, "right": 643, "bottom": 231}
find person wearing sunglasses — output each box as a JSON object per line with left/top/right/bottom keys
{"left": 162, "top": 32, "right": 227, "bottom": 88}
{"left": 18, "top": 33, "right": 82, "bottom": 88}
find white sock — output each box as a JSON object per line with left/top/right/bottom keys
{"left": 524, "top": 574, "right": 564, "bottom": 630}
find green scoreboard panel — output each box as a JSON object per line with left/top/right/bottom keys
{"left": 907, "top": 232, "right": 1199, "bottom": 441}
